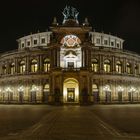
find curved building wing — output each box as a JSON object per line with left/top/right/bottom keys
{"left": 0, "top": 7, "right": 139, "bottom": 104}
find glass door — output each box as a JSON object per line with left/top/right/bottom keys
{"left": 67, "top": 88, "right": 75, "bottom": 102}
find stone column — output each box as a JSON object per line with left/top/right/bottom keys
{"left": 82, "top": 48, "right": 84, "bottom": 67}
{"left": 81, "top": 48, "right": 84, "bottom": 67}
{"left": 123, "top": 58, "right": 126, "bottom": 73}
{"left": 88, "top": 48, "right": 91, "bottom": 70}
{"left": 26, "top": 56, "right": 29, "bottom": 73}
{"left": 31, "top": 36, "right": 33, "bottom": 47}
{"left": 112, "top": 56, "right": 115, "bottom": 73}
{"left": 86, "top": 49, "right": 89, "bottom": 68}
{"left": 99, "top": 79, "right": 103, "bottom": 103}
{"left": 15, "top": 58, "right": 18, "bottom": 73}
{"left": 57, "top": 47, "right": 60, "bottom": 67}
{"left": 131, "top": 60, "right": 135, "bottom": 75}
{"left": 99, "top": 54, "right": 103, "bottom": 73}
{"left": 6, "top": 62, "right": 9, "bottom": 74}
{"left": 39, "top": 55, "right": 43, "bottom": 72}
{"left": 54, "top": 48, "right": 57, "bottom": 68}
{"left": 50, "top": 49, "right": 54, "bottom": 69}
{"left": 84, "top": 48, "right": 87, "bottom": 67}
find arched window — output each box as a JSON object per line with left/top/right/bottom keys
{"left": 126, "top": 63, "right": 131, "bottom": 74}
{"left": 116, "top": 61, "right": 122, "bottom": 73}
{"left": 10, "top": 63, "right": 15, "bottom": 74}
{"left": 104, "top": 59, "right": 111, "bottom": 72}
{"left": 91, "top": 59, "right": 98, "bottom": 72}
{"left": 19, "top": 61, "right": 25, "bottom": 73}
{"left": 31, "top": 59, "right": 38, "bottom": 72}
{"left": 2, "top": 65, "right": 7, "bottom": 74}
{"left": 43, "top": 58, "right": 50, "bottom": 72}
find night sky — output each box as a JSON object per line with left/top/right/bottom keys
{"left": 0, "top": 0, "right": 140, "bottom": 53}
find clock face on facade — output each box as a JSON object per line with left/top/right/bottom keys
{"left": 61, "top": 35, "right": 81, "bottom": 47}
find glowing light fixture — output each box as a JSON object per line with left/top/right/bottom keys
{"left": 129, "top": 87, "right": 136, "bottom": 92}
{"left": 117, "top": 86, "right": 124, "bottom": 92}
{"left": 18, "top": 86, "right": 24, "bottom": 92}
{"left": 103, "top": 85, "right": 111, "bottom": 92}
{"left": 31, "top": 85, "right": 39, "bottom": 92}
{"left": 5, "top": 87, "right": 12, "bottom": 92}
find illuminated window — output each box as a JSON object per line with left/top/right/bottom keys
{"left": 31, "top": 59, "right": 38, "bottom": 72}
{"left": 61, "top": 35, "right": 81, "bottom": 47}
{"left": 126, "top": 63, "right": 131, "bottom": 74}
{"left": 116, "top": 61, "right": 122, "bottom": 73}
{"left": 19, "top": 61, "right": 25, "bottom": 73}
{"left": 104, "top": 59, "right": 111, "bottom": 72}
{"left": 43, "top": 58, "right": 50, "bottom": 72}
{"left": 10, "top": 63, "right": 15, "bottom": 74}
{"left": 91, "top": 59, "right": 98, "bottom": 72}
{"left": 2, "top": 65, "right": 7, "bottom": 74}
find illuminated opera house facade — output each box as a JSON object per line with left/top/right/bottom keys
{"left": 0, "top": 6, "right": 140, "bottom": 104}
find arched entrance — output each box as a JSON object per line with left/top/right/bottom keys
{"left": 63, "top": 78, "right": 79, "bottom": 103}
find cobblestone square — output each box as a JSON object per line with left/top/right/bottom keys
{"left": 0, "top": 105, "right": 140, "bottom": 140}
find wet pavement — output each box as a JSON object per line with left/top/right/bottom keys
{"left": 0, "top": 104, "right": 140, "bottom": 140}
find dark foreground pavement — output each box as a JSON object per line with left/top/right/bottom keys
{"left": 0, "top": 105, "right": 140, "bottom": 140}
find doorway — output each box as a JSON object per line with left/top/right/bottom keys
{"left": 31, "top": 91, "right": 36, "bottom": 103}
{"left": 19, "top": 92, "right": 23, "bottom": 103}
{"left": 67, "top": 88, "right": 75, "bottom": 102}
{"left": 118, "top": 92, "right": 122, "bottom": 102}
{"left": 63, "top": 78, "right": 79, "bottom": 103}
{"left": 105, "top": 92, "right": 111, "bottom": 103}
